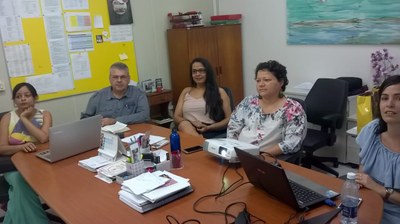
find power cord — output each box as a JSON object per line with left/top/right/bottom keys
{"left": 192, "top": 163, "right": 266, "bottom": 224}
{"left": 166, "top": 215, "right": 201, "bottom": 224}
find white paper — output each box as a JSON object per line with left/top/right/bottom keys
{"left": 122, "top": 133, "right": 166, "bottom": 145}
{"left": 122, "top": 171, "right": 169, "bottom": 195}
{"left": 110, "top": 25, "right": 133, "bottom": 43}
{"left": 79, "top": 155, "right": 113, "bottom": 171}
{"left": 0, "top": 1, "right": 15, "bottom": 17}
{"left": 4, "top": 44, "right": 33, "bottom": 77}
{"left": 0, "top": 16, "right": 25, "bottom": 42}
{"left": 62, "top": 0, "right": 88, "bottom": 10}
{"left": 70, "top": 52, "right": 91, "bottom": 80}
{"left": 64, "top": 12, "right": 91, "bottom": 32}
{"left": 48, "top": 39, "right": 70, "bottom": 65}
{"left": 41, "top": 0, "right": 62, "bottom": 16}
{"left": 101, "top": 121, "right": 129, "bottom": 134}
{"left": 67, "top": 32, "right": 93, "bottom": 52}
{"left": 44, "top": 16, "right": 66, "bottom": 40}
{"left": 94, "top": 15, "right": 103, "bottom": 28}
{"left": 15, "top": 0, "right": 41, "bottom": 18}
{"left": 26, "top": 74, "right": 57, "bottom": 94}
{"left": 53, "top": 64, "right": 74, "bottom": 91}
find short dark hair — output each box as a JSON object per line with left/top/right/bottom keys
{"left": 377, "top": 74, "right": 400, "bottom": 133}
{"left": 110, "top": 62, "right": 129, "bottom": 75}
{"left": 12, "top": 82, "right": 38, "bottom": 100}
{"left": 255, "top": 60, "right": 289, "bottom": 92}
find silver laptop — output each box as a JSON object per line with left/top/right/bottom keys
{"left": 36, "top": 115, "right": 102, "bottom": 163}
{"left": 234, "top": 147, "right": 339, "bottom": 211}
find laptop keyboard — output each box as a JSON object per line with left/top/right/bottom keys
{"left": 38, "top": 150, "right": 51, "bottom": 158}
{"left": 289, "top": 180, "right": 325, "bottom": 205}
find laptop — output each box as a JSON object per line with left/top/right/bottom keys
{"left": 36, "top": 115, "right": 102, "bottom": 163}
{"left": 234, "top": 147, "right": 339, "bottom": 211}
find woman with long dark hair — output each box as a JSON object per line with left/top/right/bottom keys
{"left": 355, "top": 75, "right": 400, "bottom": 223}
{"left": 173, "top": 58, "right": 231, "bottom": 138}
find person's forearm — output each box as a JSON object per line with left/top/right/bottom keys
{"left": 261, "top": 144, "right": 283, "bottom": 156}
{"left": 0, "top": 145, "right": 22, "bottom": 155}
{"left": 117, "top": 111, "right": 150, "bottom": 124}
{"left": 19, "top": 117, "right": 48, "bottom": 143}
{"left": 207, "top": 118, "right": 229, "bottom": 131}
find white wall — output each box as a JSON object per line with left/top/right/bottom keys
{"left": 216, "top": 0, "right": 400, "bottom": 96}
{"left": 0, "top": 0, "right": 214, "bottom": 125}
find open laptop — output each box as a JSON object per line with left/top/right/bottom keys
{"left": 36, "top": 115, "right": 102, "bottom": 163}
{"left": 234, "top": 147, "right": 339, "bottom": 211}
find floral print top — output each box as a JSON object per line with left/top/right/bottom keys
{"left": 227, "top": 95, "right": 307, "bottom": 154}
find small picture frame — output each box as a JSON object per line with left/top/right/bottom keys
{"left": 141, "top": 79, "right": 154, "bottom": 93}
{"left": 155, "top": 78, "right": 163, "bottom": 92}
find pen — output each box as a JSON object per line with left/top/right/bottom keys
{"left": 130, "top": 137, "right": 136, "bottom": 163}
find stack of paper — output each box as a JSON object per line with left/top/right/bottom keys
{"left": 118, "top": 171, "right": 193, "bottom": 213}
{"left": 95, "top": 160, "right": 127, "bottom": 183}
{"left": 122, "top": 133, "right": 165, "bottom": 145}
{"left": 78, "top": 155, "right": 114, "bottom": 172}
{"left": 101, "top": 121, "right": 130, "bottom": 134}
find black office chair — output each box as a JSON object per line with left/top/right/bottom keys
{"left": 300, "top": 78, "right": 348, "bottom": 177}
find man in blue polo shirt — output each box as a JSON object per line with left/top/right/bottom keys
{"left": 81, "top": 62, "right": 150, "bottom": 126}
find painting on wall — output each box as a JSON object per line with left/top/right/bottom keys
{"left": 287, "top": 0, "right": 400, "bottom": 45}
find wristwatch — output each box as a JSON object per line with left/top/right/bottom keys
{"left": 384, "top": 188, "right": 394, "bottom": 200}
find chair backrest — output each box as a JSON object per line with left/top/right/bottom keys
{"left": 305, "top": 78, "right": 348, "bottom": 129}
{"left": 222, "top": 87, "right": 235, "bottom": 111}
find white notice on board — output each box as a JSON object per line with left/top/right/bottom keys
{"left": 26, "top": 74, "right": 57, "bottom": 94}
{"left": 110, "top": 25, "right": 133, "bottom": 43}
{"left": 4, "top": 44, "right": 33, "bottom": 77}
{"left": 70, "top": 52, "right": 91, "bottom": 80}
{"left": 67, "top": 32, "right": 94, "bottom": 52}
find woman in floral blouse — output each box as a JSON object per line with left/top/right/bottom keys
{"left": 227, "top": 60, "right": 307, "bottom": 156}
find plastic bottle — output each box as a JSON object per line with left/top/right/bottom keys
{"left": 340, "top": 172, "right": 359, "bottom": 224}
{"left": 170, "top": 129, "right": 183, "bottom": 169}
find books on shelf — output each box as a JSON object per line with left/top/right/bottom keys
{"left": 101, "top": 121, "right": 130, "bottom": 134}
{"left": 119, "top": 170, "right": 192, "bottom": 213}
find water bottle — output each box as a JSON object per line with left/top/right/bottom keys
{"left": 340, "top": 172, "right": 359, "bottom": 224}
{"left": 170, "top": 129, "right": 183, "bottom": 169}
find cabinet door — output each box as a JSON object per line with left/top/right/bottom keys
{"left": 216, "top": 24, "right": 243, "bottom": 106}
{"left": 187, "top": 27, "right": 219, "bottom": 75}
{"left": 167, "top": 29, "right": 190, "bottom": 106}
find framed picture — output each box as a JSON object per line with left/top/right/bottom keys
{"left": 107, "top": 0, "right": 133, "bottom": 25}
{"left": 141, "top": 79, "right": 154, "bottom": 93}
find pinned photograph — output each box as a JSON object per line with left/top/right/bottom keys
{"left": 107, "top": 0, "right": 133, "bottom": 25}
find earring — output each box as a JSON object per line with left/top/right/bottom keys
{"left": 279, "top": 91, "right": 284, "bottom": 98}
{"left": 258, "top": 94, "right": 262, "bottom": 99}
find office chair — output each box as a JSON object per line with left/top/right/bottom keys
{"left": 300, "top": 78, "right": 348, "bottom": 177}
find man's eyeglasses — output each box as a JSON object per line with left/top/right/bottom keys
{"left": 111, "top": 75, "right": 129, "bottom": 80}
{"left": 192, "top": 68, "right": 206, "bottom": 74}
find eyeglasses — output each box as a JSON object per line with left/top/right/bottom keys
{"left": 192, "top": 68, "right": 206, "bottom": 74}
{"left": 110, "top": 75, "right": 129, "bottom": 80}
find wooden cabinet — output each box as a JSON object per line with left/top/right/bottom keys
{"left": 147, "top": 90, "right": 173, "bottom": 127}
{"left": 167, "top": 24, "right": 243, "bottom": 106}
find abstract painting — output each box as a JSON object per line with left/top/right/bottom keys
{"left": 287, "top": 0, "right": 400, "bottom": 44}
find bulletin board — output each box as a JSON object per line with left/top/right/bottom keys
{"left": 2, "top": 0, "right": 138, "bottom": 101}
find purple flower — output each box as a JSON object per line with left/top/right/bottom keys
{"left": 371, "top": 49, "right": 399, "bottom": 87}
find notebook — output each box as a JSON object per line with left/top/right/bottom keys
{"left": 36, "top": 115, "right": 102, "bottom": 163}
{"left": 234, "top": 147, "right": 339, "bottom": 211}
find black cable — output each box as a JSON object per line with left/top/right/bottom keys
{"left": 166, "top": 215, "right": 201, "bottom": 224}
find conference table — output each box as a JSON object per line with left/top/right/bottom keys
{"left": 12, "top": 124, "right": 383, "bottom": 223}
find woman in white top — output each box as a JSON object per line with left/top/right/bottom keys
{"left": 227, "top": 60, "right": 307, "bottom": 156}
{"left": 174, "top": 58, "right": 232, "bottom": 138}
